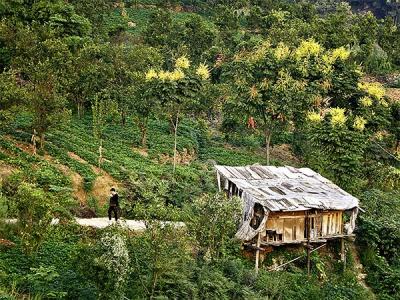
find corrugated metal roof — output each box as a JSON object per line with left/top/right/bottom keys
{"left": 216, "top": 165, "right": 359, "bottom": 212}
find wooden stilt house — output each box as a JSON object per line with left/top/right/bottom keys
{"left": 215, "top": 165, "right": 359, "bottom": 268}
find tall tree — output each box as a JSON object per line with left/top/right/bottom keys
{"left": 68, "top": 43, "right": 115, "bottom": 118}
{"left": 225, "top": 40, "right": 348, "bottom": 163}
{"left": 92, "top": 91, "right": 116, "bottom": 168}
{"left": 145, "top": 56, "right": 210, "bottom": 172}
{"left": 4, "top": 25, "right": 72, "bottom": 150}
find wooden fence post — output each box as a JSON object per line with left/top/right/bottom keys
{"left": 255, "top": 232, "right": 261, "bottom": 274}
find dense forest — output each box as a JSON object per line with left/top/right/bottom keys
{"left": 0, "top": 0, "right": 399, "bottom": 299}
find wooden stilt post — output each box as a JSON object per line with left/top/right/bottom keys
{"left": 341, "top": 237, "right": 346, "bottom": 270}
{"left": 306, "top": 212, "right": 311, "bottom": 277}
{"left": 255, "top": 232, "right": 261, "bottom": 274}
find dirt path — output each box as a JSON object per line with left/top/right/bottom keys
{"left": 386, "top": 88, "right": 400, "bottom": 102}
{"left": 4, "top": 218, "right": 185, "bottom": 231}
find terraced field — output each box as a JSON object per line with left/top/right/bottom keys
{"left": 1, "top": 114, "right": 286, "bottom": 219}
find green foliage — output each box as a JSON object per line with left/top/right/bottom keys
{"left": 127, "top": 222, "right": 195, "bottom": 299}
{"left": 364, "top": 43, "right": 392, "bottom": 75}
{"left": 357, "top": 189, "right": 400, "bottom": 299}
{"left": 1, "top": 0, "right": 400, "bottom": 299}
{"left": 91, "top": 227, "right": 130, "bottom": 299}
{"left": 25, "top": 265, "right": 67, "bottom": 299}
{"left": 305, "top": 115, "right": 367, "bottom": 192}
{"left": 196, "top": 265, "right": 235, "bottom": 300}
{"left": 143, "top": 9, "right": 218, "bottom": 63}
{"left": 186, "top": 193, "right": 242, "bottom": 260}
{"left": 11, "top": 183, "right": 54, "bottom": 254}
{"left": 0, "top": 71, "right": 28, "bottom": 126}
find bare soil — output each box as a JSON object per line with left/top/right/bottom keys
{"left": 44, "top": 154, "right": 87, "bottom": 205}
{"left": 0, "top": 162, "right": 16, "bottom": 179}
{"left": 66, "top": 151, "right": 120, "bottom": 206}
{"left": 270, "top": 144, "right": 301, "bottom": 165}
{"left": 132, "top": 146, "right": 149, "bottom": 157}
{"left": 67, "top": 151, "right": 87, "bottom": 164}
{"left": 158, "top": 148, "right": 196, "bottom": 165}
{"left": 386, "top": 88, "right": 400, "bottom": 102}
{"left": 91, "top": 171, "right": 120, "bottom": 206}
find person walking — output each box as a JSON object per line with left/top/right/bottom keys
{"left": 108, "top": 187, "right": 119, "bottom": 223}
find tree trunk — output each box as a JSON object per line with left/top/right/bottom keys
{"left": 39, "top": 132, "right": 45, "bottom": 150}
{"left": 31, "top": 130, "right": 37, "bottom": 155}
{"left": 172, "top": 113, "right": 179, "bottom": 174}
{"left": 255, "top": 232, "right": 261, "bottom": 274}
{"left": 121, "top": 110, "right": 126, "bottom": 126}
{"left": 136, "top": 116, "right": 148, "bottom": 148}
{"left": 77, "top": 101, "right": 84, "bottom": 118}
{"left": 140, "top": 121, "right": 148, "bottom": 148}
{"left": 265, "top": 129, "right": 271, "bottom": 165}
{"left": 169, "top": 115, "right": 176, "bottom": 134}
{"left": 98, "top": 139, "right": 103, "bottom": 168}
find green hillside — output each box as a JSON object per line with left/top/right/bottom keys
{"left": 1, "top": 0, "right": 400, "bottom": 299}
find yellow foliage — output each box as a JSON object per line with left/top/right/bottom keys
{"left": 158, "top": 70, "right": 170, "bottom": 81}
{"left": 145, "top": 69, "right": 158, "bottom": 81}
{"left": 169, "top": 69, "right": 185, "bottom": 81}
{"left": 355, "top": 68, "right": 363, "bottom": 76}
{"left": 322, "top": 54, "right": 335, "bottom": 65}
{"left": 307, "top": 112, "right": 322, "bottom": 123}
{"left": 274, "top": 43, "right": 290, "bottom": 61}
{"left": 358, "top": 82, "right": 385, "bottom": 100}
{"left": 271, "top": 10, "right": 287, "bottom": 23}
{"left": 260, "top": 78, "right": 270, "bottom": 89}
{"left": 196, "top": 63, "right": 210, "bottom": 80}
{"left": 330, "top": 108, "right": 347, "bottom": 126}
{"left": 250, "top": 41, "right": 271, "bottom": 62}
{"left": 275, "top": 70, "right": 293, "bottom": 91}
{"left": 331, "top": 47, "right": 350, "bottom": 61}
{"left": 353, "top": 116, "right": 367, "bottom": 131}
{"left": 175, "top": 56, "right": 190, "bottom": 69}
{"left": 360, "top": 96, "right": 373, "bottom": 107}
{"left": 249, "top": 85, "right": 259, "bottom": 99}
{"left": 320, "top": 80, "right": 332, "bottom": 92}
{"left": 295, "top": 39, "right": 322, "bottom": 59}
{"left": 155, "top": 69, "right": 184, "bottom": 81}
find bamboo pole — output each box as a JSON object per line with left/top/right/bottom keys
{"left": 255, "top": 232, "right": 261, "bottom": 274}
{"left": 306, "top": 212, "right": 311, "bottom": 277}
{"left": 341, "top": 237, "right": 346, "bottom": 270}
{"left": 269, "top": 244, "right": 326, "bottom": 271}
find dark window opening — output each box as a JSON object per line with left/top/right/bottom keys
{"left": 250, "top": 203, "right": 264, "bottom": 230}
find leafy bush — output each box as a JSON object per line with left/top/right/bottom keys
{"left": 357, "top": 189, "right": 400, "bottom": 299}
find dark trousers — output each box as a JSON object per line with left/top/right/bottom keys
{"left": 108, "top": 206, "right": 118, "bottom": 221}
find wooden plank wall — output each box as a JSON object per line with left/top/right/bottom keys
{"left": 264, "top": 210, "right": 343, "bottom": 243}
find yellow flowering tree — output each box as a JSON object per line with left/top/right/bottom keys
{"left": 145, "top": 56, "right": 210, "bottom": 172}
{"left": 305, "top": 108, "right": 368, "bottom": 192}
{"left": 302, "top": 73, "right": 395, "bottom": 192}
{"left": 226, "top": 40, "right": 347, "bottom": 164}
{"left": 355, "top": 81, "right": 391, "bottom": 134}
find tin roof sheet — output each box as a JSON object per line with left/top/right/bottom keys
{"left": 216, "top": 165, "right": 359, "bottom": 211}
